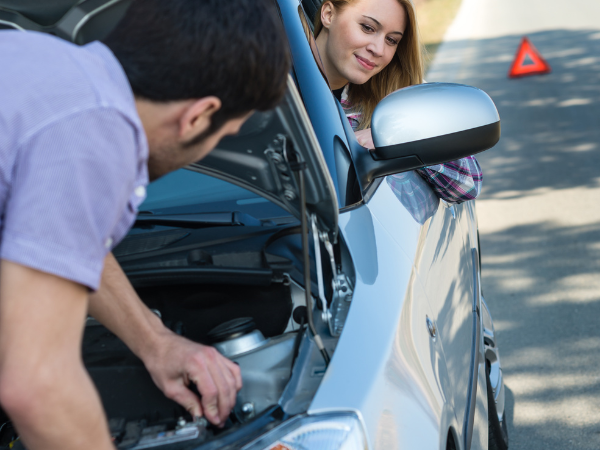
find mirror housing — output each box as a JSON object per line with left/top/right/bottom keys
{"left": 353, "top": 83, "right": 500, "bottom": 185}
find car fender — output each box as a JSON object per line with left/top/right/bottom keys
{"left": 309, "top": 187, "right": 448, "bottom": 450}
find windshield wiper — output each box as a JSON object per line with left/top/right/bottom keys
{"left": 134, "top": 211, "right": 265, "bottom": 228}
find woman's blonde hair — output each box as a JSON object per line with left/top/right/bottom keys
{"left": 314, "top": 0, "right": 424, "bottom": 129}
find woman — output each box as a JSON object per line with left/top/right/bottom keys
{"left": 313, "top": 0, "right": 482, "bottom": 203}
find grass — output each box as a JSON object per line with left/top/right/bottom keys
{"left": 414, "top": 0, "right": 463, "bottom": 72}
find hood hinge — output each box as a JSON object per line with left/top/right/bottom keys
{"left": 311, "top": 215, "right": 353, "bottom": 337}
{"left": 264, "top": 134, "right": 299, "bottom": 204}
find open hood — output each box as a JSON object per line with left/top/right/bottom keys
{"left": 189, "top": 77, "right": 339, "bottom": 241}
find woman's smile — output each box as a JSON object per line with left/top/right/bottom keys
{"left": 355, "top": 54, "right": 376, "bottom": 70}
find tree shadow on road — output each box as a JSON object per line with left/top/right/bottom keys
{"left": 483, "top": 221, "right": 600, "bottom": 450}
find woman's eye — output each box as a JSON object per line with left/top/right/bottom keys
{"left": 386, "top": 36, "right": 399, "bottom": 45}
{"left": 360, "top": 24, "right": 375, "bottom": 33}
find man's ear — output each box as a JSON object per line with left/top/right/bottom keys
{"left": 321, "top": 1, "right": 335, "bottom": 29}
{"left": 178, "top": 96, "right": 222, "bottom": 143}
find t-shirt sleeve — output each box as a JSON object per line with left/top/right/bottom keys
{"left": 0, "top": 108, "right": 141, "bottom": 290}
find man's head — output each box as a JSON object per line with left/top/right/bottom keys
{"left": 103, "top": 0, "right": 290, "bottom": 180}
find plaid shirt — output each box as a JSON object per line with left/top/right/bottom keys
{"left": 386, "top": 171, "right": 440, "bottom": 224}
{"left": 340, "top": 87, "right": 482, "bottom": 204}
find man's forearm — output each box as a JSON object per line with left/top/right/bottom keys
{"left": 88, "top": 253, "right": 167, "bottom": 360}
{"left": 0, "top": 260, "right": 114, "bottom": 450}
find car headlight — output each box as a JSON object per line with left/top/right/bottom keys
{"left": 243, "top": 412, "right": 368, "bottom": 450}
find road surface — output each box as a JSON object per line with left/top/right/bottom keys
{"left": 427, "top": 0, "right": 600, "bottom": 448}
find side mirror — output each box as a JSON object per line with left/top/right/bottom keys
{"left": 353, "top": 83, "right": 500, "bottom": 185}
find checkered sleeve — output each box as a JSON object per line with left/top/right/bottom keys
{"left": 416, "top": 156, "right": 483, "bottom": 204}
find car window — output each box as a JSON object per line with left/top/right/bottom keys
{"left": 298, "top": 7, "right": 329, "bottom": 86}
{"left": 295, "top": 5, "right": 362, "bottom": 207}
{"left": 300, "top": 0, "right": 321, "bottom": 23}
{"left": 139, "top": 168, "right": 291, "bottom": 221}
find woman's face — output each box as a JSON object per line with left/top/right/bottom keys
{"left": 316, "top": 0, "right": 407, "bottom": 90}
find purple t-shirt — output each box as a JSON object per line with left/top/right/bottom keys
{"left": 0, "top": 31, "right": 149, "bottom": 290}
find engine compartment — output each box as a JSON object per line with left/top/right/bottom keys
{"left": 0, "top": 192, "right": 352, "bottom": 449}
{"left": 0, "top": 280, "right": 313, "bottom": 450}
{"left": 0, "top": 222, "right": 350, "bottom": 450}
{"left": 82, "top": 281, "right": 303, "bottom": 449}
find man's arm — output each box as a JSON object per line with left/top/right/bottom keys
{"left": 0, "top": 260, "right": 114, "bottom": 450}
{"left": 88, "top": 253, "right": 241, "bottom": 426}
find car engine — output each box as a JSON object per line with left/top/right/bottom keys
{"left": 85, "top": 322, "right": 297, "bottom": 449}
{"left": 80, "top": 283, "right": 301, "bottom": 449}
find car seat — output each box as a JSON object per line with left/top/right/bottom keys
{"left": 0, "top": 0, "right": 131, "bottom": 44}
{"left": 301, "top": 0, "right": 322, "bottom": 23}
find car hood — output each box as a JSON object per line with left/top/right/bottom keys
{"left": 189, "top": 77, "right": 339, "bottom": 241}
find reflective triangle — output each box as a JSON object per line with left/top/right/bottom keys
{"left": 508, "top": 37, "right": 551, "bottom": 78}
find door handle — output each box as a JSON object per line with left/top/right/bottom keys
{"left": 426, "top": 316, "right": 437, "bottom": 340}
{"left": 441, "top": 200, "right": 456, "bottom": 219}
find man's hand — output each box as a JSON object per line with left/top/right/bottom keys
{"left": 88, "top": 253, "right": 242, "bottom": 426}
{"left": 143, "top": 331, "right": 242, "bottom": 426}
{"left": 355, "top": 128, "right": 375, "bottom": 149}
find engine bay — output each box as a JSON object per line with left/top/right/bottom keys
{"left": 0, "top": 270, "right": 337, "bottom": 450}
{"left": 82, "top": 280, "right": 306, "bottom": 449}
{"left": 0, "top": 217, "right": 352, "bottom": 450}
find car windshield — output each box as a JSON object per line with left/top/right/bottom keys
{"left": 139, "top": 167, "right": 292, "bottom": 222}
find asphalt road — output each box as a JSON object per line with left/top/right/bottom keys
{"left": 427, "top": 0, "right": 600, "bottom": 449}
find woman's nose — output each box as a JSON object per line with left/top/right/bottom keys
{"left": 366, "top": 36, "right": 385, "bottom": 57}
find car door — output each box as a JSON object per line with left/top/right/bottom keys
{"left": 371, "top": 172, "right": 480, "bottom": 449}
{"left": 361, "top": 168, "right": 478, "bottom": 446}
{"left": 414, "top": 199, "right": 481, "bottom": 449}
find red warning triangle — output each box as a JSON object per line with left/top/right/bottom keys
{"left": 508, "top": 37, "right": 551, "bottom": 78}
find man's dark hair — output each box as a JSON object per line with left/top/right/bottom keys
{"left": 103, "top": 0, "right": 290, "bottom": 133}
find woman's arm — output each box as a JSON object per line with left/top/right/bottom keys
{"left": 416, "top": 156, "right": 483, "bottom": 204}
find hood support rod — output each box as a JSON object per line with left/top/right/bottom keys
{"left": 292, "top": 160, "right": 330, "bottom": 366}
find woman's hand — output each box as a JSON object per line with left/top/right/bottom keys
{"left": 354, "top": 128, "right": 374, "bottom": 150}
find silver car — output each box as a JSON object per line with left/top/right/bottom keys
{"left": 0, "top": 1, "right": 507, "bottom": 450}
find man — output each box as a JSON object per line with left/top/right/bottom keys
{"left": 0, "top": 0, "right": 290, "bottom": 448}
